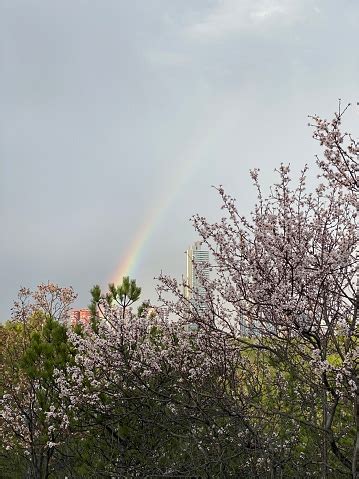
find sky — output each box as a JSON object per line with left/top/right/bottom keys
{"left": 1, "top": 0, "right": 358, "bottom": 319}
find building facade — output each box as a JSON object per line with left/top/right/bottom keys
{"left": 68, "top": 308, "right": 92, "bottom": 326}
{"left": 184, "top": 241, "right": 210, "bottom": 306}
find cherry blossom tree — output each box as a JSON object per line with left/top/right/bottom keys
{"left": 55, "top": 280, "right": 287, "bottom": 477}
{"left": 158, "top": 105, "right": 358, "bottom": 477}
{"left": 0, "top": 283, "right": 77, "bottom": 479}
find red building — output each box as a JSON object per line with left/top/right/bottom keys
{"left": 69, "top": 308, "right": 92, "bottom": 326}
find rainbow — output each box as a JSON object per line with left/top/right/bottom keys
{"left": 109, "top": 96, "right": 236, "bottom": 286}
{"left": 109, "top": 201, "right": 163, "bottom": 286}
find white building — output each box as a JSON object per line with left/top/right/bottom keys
{"left": 184, "top": 241, "right": 210, "bottom": 307}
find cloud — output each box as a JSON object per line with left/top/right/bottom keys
{"left": 145, "top": 49, "right": 189, "bottom": 68}
{"left": 184, "top": 0, "right": 304, "bottom": 39}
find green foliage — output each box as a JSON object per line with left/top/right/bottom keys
{"left": 90, "top": 284, "right": 102, "bottom": 303}
{"left": 0, "top": 313, "right": 75, "bottom": 478}
{"left": 137, "top": 300, "right": 151, "bottom": 317}
{"left": 89, "top": 276, "right": 142, "bottom": 323}
{"left": 20, "top": 316, "right": 71, "bottom": 380}
{"left": 108, "top": 276, "right": 141, "bottom": 305}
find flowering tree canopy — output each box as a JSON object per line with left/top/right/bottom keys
{"left": 158, "top": 106, "right": 358, "bottom": 477}
{"left": 0, "top": 284, "right": 76, "bottom": 478}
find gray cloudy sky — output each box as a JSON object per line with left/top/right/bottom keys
{"left": 1, "top": 0, "right": 358, "bottom": 319}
